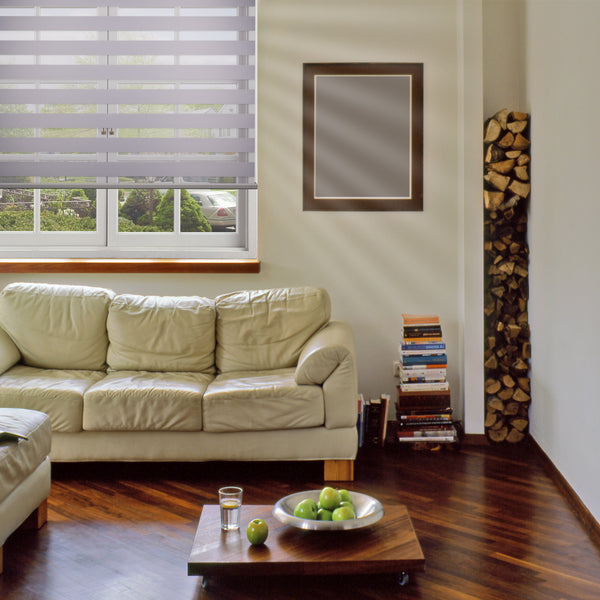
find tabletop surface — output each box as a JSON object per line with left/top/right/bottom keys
{"left": 187, "top": 503, "right": 425, "bottom": 577}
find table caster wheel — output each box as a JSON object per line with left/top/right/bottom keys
{"left": 202, "top": 576, "right": 210, "bottom": 590}
{"left": 398, "top": 571, "right": 410, "bottom": 586}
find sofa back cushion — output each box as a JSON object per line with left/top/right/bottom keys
{"left": 215, "top": 287, "right": 331, "bottom": 373}
{"left": 0, "top": 282, "right": 114, "bottom": 370}
{"left": 107, "top": 294, "right": 216, "bottom": 373}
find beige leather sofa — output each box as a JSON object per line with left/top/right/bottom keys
{"left": 0, "top": 283, "right": 358, "bottom": 480}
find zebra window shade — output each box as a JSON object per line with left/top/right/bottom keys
{"left": 0, "top": 1, "right": 256, "bottom": 188}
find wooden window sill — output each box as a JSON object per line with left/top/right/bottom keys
{"left": 0, "top": 259, "right": 261, "bottom": 274}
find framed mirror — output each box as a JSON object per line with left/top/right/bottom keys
{"left": 303, "top": 63, "right": 423, "bottom": 211}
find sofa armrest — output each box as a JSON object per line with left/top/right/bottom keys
{"left": 295, "top": 320, "right": 358, "bottom": 429}
{"left": 0, "top": 327, "right": 20, "bottom": 376}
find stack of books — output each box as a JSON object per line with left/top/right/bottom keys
{"left": 357, "top": 393, "right": 391, "bottom": 447}
{"left": 395, "top": 389, "right": 458, "bottom": 444}
{"left": 399, "top": 313, "right": 448, "bottom": 392}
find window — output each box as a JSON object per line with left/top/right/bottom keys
{"left": 0, "top": 1, "right": 256, "bottom": 259}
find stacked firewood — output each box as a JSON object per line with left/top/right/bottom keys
{"left": 483, "top": 109, "right": 531, "bottom": 443}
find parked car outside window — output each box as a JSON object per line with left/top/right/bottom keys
{"left": 189, "top": 191, "right": 237, "bottom": 231}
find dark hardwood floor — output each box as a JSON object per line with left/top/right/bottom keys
{"left": 2, "top": 441, "right": 600, "bottom": 599}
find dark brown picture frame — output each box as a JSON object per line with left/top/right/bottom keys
{"left": 303, "top": 63, "right": 423, "bottom": 211}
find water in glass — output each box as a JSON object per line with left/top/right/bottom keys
{"left": 220, "top": 498, "right": 241, "bottom": 530}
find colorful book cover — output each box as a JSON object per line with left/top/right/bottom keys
{"left": 401, "top": 314, "right": 440, "bottom": 325}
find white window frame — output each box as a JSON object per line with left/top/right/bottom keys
{"left": 0, "top": 1, "right": 257, "bottom": 260}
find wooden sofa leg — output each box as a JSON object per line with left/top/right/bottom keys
{"left": 19, "top": 498, "right": 48, "bottom": 531}
{"left": 1, "top": 546, "right": 3, "bottom": 575}
{"left": 324, "top": 459, "right": 354, "bottom": 481}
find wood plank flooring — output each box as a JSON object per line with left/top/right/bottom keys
{"left": 1, "top": 441, "right": 599, "bottom": 599}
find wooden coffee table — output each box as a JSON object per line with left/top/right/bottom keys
{"left": 188, "top": 503, "right": 425, "bottom": 589}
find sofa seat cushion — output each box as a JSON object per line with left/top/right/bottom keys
{"left": 0, "top": 282, "right": 114, "bottom": 370}
{"left": 0, "top": 365, "right": 105, "bottom": 433}
{"left": 83, "top": 371, "right": 212, "bottom": 431}
{"left": 107, "top": 294, "right": 216, "bottom": 373}
{"left": 0, "top": 408, "right": 51, "bottom": 504}
{"left": 202, "top": 368, "right": 324, "bottom": 433}
{"left": 215, "top": 287, "right": 331, "bottom": 373}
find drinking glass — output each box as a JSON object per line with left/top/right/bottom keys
{"left": 219, "top": 486, "right": 243, "bottom": 530}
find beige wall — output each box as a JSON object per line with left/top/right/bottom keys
{"left": 483, "top": 0, "right": 600, "bottom": 522}
{"left": 0, "top": 1, "right": 485, "bottom": 428}
{"left": 524, "top": 0, "right": 600, "bottom": 523}
{"left": 483, "top": 0, "right": 527, "bottom": 117}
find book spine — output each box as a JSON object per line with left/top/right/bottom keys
{"left": 397, "top": 423, "right": 456, "bottom": 437}
{"left": 396, "top": 390, "right": 451, "bottom": 412}
{"left": 400, "top": 364, "right": 447, "bottom": 371}
{"left": 401, "top": 314, "right": 440, "bottom": 325}
{"left": 399, "top": 415, "right": 453, "bottom": 422}
{"left": 397, "top": 407, "right": 452, "bottom": 415}
{"left": 356, "top": 395, "right": 365, "bottom": 447}
{"left": 400, "top": 367, "right": 446, "bottom": 376}
{"left": 365, "top": 399, "right": 382, "bottom": 446}
{"left": 401, "top": 324, "right": 442, "bottom": 333}
{"left": 401, "top": 354, "right": 448, "bottom": 365}
{"left": 379, "top": 394, "right": 390, "bottom": 447}
{"left": 397, "top": 388, "right": 450, "bottom": 397}
{"left": 401, "top": 372, "right": 446, "bottom": 379}
{"left": 400, "top": 382, "right": 449, "bottom": 392}
{"left": 400, "top": 342, "right": 446, "bottom": 351}
{"left": 401, "top": 378, "right": 446, "bottom": 385}
{"left": 399, "top": 423, "right": 453, "bottom": 430}
{"left": 397, "top": 429, "right": 455, "bottom": 437}
{"left": 402, "top": 334, "right": 443, "bottom": 341}
{"left": 400, "top": 352, "right": 446, "bottom": 359}
{"left": 396, "top": 434, "right": 456, "bottom": 443}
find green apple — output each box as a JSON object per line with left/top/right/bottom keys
{"left": 331, "top": 505, "right": 356, "bottom": 521}
{"left": 319, "top": 486, "right": 341, "bottom": 511}
{"left": 246, "top": 518, "right": 269, "bottom": 545}
{"left": 317, "top": 508, "right": 333, "bottom": 521}
{"left": 293, "top": 498, "right": 318, "bottom": 519}
{"left": 338, "top": 489, "right": 352, "bottom": 504}
{"left": 340, "top": 500, "right": 354, "bottom": 510}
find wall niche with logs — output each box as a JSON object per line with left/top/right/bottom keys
{"left": 483, "top": 108, "right": 531, "bottom": 443}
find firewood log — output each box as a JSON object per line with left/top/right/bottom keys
{"left": 485, "top": 379, "right": 502, "bottom": 395}
{"left": 514, "top": 165, "right": 529, "bottom": 181}
{"left": 512, "top": 387, "right": 530, "bottom": 403}
{"left": 484, "top": 109, "right": 530, "bottom": 443}
{"left": 502, "top": 374, "right": 515, "bottom": 388}
{"left": 510, "top": 111, "right": 528, "bottom": 121}
{"left": 484, "top": 118, "right": 502, "bottom": 143}
{"left": 488, "top": 159, "right": 515, "bottom": 174}
{"left": 507, "top": 120, "right": 528, "bottom": 134}
{"left": 488, "top": 427, "right": 508, "bottom": 442}
{"left": 485, "top": 411, "right": 499, "bottom": 428}
{"left": 488, "top": 397, "right": 504, "bottom": 412}
{"left": 485, "top": 171, "right": 510, "bottom": 192}
{"left": 506, "top": 428, "right": 525, "bottom": 443}
{"left": 512, "top": 133, "right": 530, "bottom": 150}
{"left": 485, "top": 144, "right": 505, "bottom": 164}
{"left": 504, "top": 402, "right": 520, "bottom": 415}
{"left": 508, "top": 179, "right": 530, "bottom": 199}
{"left": 498, "top": 131, "right": 515, "bottom": 148}
{"left": 484, "top": 190, "right": 505, "bottom": 211}
{"left": 511, "top": 417, "right": 529, "bottom": 432}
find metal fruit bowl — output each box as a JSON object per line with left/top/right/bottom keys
{"left": 272, "top": 490, "right": 384, "bottom": 531}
